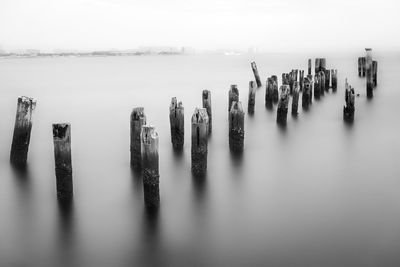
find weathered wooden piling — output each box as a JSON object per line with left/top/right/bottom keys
{"left": 299, "top": 70, "right": 304, "bottom": 91}
{"left": 315, "top": 58, "right": 320, "bottom": 74}
{"left": 320, "top": 71, "right": 326, "bottom": 95}
{"left": 265, "top": 78, "right": 273, "bottom": 107}
{"left": 272, "top": 75, "right": 279, "bottom": 103}
{"left": 191, "top": 108, "right": 208, "bottom": 176}
{"left": 251, "top": 61, "right": 262, "bottom": 87}
{"left": 291, "top": 81, "right": 300, "bottom": 115}
{"left": 202, "top": 90, "right": 212, "bottom": 134}
{"left": 331, "top": 69, "right": 338, "bottom": 91}
{"left": 365, "top": 48, "right": 373, "bottom": 98}
{"left": 343, "top": 79, "right": 355, "bottom": 122}
{"left": 308, "top": 59, "right": 312, "bottom": 75}
{"left": 320, "top": 58, "right": 326, "bottom": 72}
{"left": 141, "top": 125, "right": 160, "bottom": 209}
{"left": 229, "top": 101, "right": 244, "bottom": 152}
{"left": 314, "top": 72, "right": 321, "bottom": 99}
{"left": 130, "top": 107, "right": 146, "bottom": 170}
{"left": 282, "top": 73, "right": 290, "bottom": 86}
{"left": 277, "top": 85, "right": 290, "bottom": 124}
{"left": 372, "top": 61, "right": 378, "bottom": 87}
{"left": 302, "top": 77, "right": 312, "bottom": 108}
{"left": 169, "top": 98, "right": 184, "bottom": 150}
{"left": 248, "top": 81, "right": 256, "bottom": 114}
{"left": 53, "top": 123, "right": 73, "bottom": 199}
{"left": 358, "top": 57, "right": 363, "bottom": 77}
{"left": 325, "top": 69, "right": 331, "bottom": 90}
{"left": 10, "top": 96, "right": 36, "bottom": 167}
{"left": 228, "top": 85, "right": 239, "bottom": 111}
{"left": 361, "top": 57, "right": 366, "bottom": 77}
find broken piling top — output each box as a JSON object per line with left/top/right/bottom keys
{"left": 229, "top": 101, "right": 244, "bottom": 129}
{"left": 130, "top": 107, "right": 146, "bottom": 169}
{"left": 15, "top": 96, "right": 37, "bottom": 126}
{"left": 53, "top": 123, "right": 71, "bottom": 143}
{"left": 131, "top": 107, "right": 146, "bottom": 125}
{"left": 202, "top": 90, "right": 212, "bottom": 134}
{"left": 170, "top": 97, "right": 184, "bottom": 114}
{"left": 228, "top": 85, "right": 239, "bottom": 111}
{"left": 142, "top": 125, "right": 159, "bottom": 149}
{"left": 191, "top": 108, "right": 209, "bottom": 148}
{"left": 278, "top": 85, "right": 290, "bottom": 109}
{"left": 250, "top": 61, "right": 262, "bottom": 87}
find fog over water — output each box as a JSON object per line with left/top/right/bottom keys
{"left": 0, "top": 53, "right": 400, "bottom": 266}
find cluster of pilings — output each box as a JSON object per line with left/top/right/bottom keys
{"left": 343, "top": 79, "right": 355, "bottom": 122}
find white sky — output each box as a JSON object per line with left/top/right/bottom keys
{"left": 0, "top": 0, "right": 399, "bottom": 52}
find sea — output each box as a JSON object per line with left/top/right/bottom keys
{"left": 0, "top": 52, "right": 400, "bottom": 267}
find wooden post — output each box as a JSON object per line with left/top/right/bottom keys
{"left": 228, "top": 85, "right": 239, "bottom": 112}
{"left": 358, "top": 57, "right": 362, "bottom": 77}
{"left": 315, "top": 58, "right": 320, "bottom": 74}
{"left": 202, "top": 90, "right": 212, "bottom": 134}
{"left": 10, "top": 96, "right": 36, "bottom": 167}
{"left": 53, "top": 123, "right": 73, "bottom": 199}
{"left": 191, "top": 108, "right": 208, "bottom": 176}
{"left": 251, "top": 61, "right": 262, "bottom": 87}
{"left": 325, "top": 69, "right": 331, "bottom": 90}
{"left": 248, "top": 81, "right": 256, "bottom": 114}
{"left": 331, "top": 69, "right": 338, "bottom": 91}
{"left": 299, "top": 70, "right": 304, "bottom": 91}
{"left": 265, "top": 78, "right": 273, "bottom": 107}
{"left": 314, "top": 72, "right": 321, "bottom": 99}
{"left": 282, "top": 73, "right": 289, "bottom": 86}
{"left": 343, "top": 79, "right": 355, "bottom": 122}
{"left": 130, "top": 107, "right": 146, "bottom": 170}
{"left": 229, "top": 101, "right": 244, "bottom": 153}
{"left": 272, "top": 75, "right": 279, "bottom": 103}
{"left": 320, "top": 58, "right": 326, "bottom": 72}
{"left": 362, "top": 57, "right": 366, "bottom": 77}
{"left": 308, "top": 59, "right": 312, "bottom": 75}
{"left": 141, "top": 125, "right": 160, "bottom": 209}
{"left": 291, "top": 81, "right": 300, "bottom": 115}
{"left": 277, "top": 85, "right": 289, "bottom": 124}
{"left": 302, "top": 77, "right": 312, "bottom": 108}
{"left": 320, "top": 71, "right": 326, "bottom": 95}
{"left": 365, "top": 48, "right": 373, "bottom": 98}
{"left": 169, "top": 98, "right": 184, "bottom": 149}
{"left": 372, "top": 61, "right": 378, "bottom": 87}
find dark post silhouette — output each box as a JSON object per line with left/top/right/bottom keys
{"left": 299, "top": 70, "right": 304, "bottom": 91}
{"left": 53, "top": 123, "right": 73, "bottom": 199}
{"left": 365, "top": 48, "right": 373, "bottom": 98}
{"left": 191, "top": 108, "right": 208, "bottom": 176}
{"left": 320, "top": 71, "right": 326, "bottom": 95}
{"left": 10, "top": 96, "right": 36, "bottom": 167}
{"left": 169, "top": 98, "right": 184, "bottom": 150}
{"left": 277, "top": 85, "right": 290, "bottom": 124}
{"left": 265, "top": 77, "right": 273, "bottom": 107}
{"left": 251, "top": 61, "right": 262, "bottom": 87}
{"left": 202, "top": 90, "right": 212, "bottom": 134}
{"left": 325, "top": 69, "right": 331, "bottom": 90}
{"left": 248, "top": 81, "right": 256, "bottom": 114}
{"left": 358, "top": 57, "right": 363, "bottom": 77}
{"left": 229, "top": 101, "right": 244, "bottom": 153}
{"left": 372, "top": 61, "right": 378, "bottom": 87}
{"left": 308, "top": 59, "right": 312, "bottom": 75}
{"left": 228, "top": 85, "right": 239, "bottom": 111}
{"left": 343, "top": 79, "right": 355, "bottom": 122}
{"left": 314, "top": 72, "right": 321, "bottom": 99}
{"left": 315, "top": 58, "right": 320, "bottom": 74}
{"left": 130, "top": 107, "right": 146, "bottom": 170}
{"left": 331, "top": 69, "right": 338, "bottom": 91}
{"left": 272, "top": 75, "right": 279, "bottom": 103}
{"left": 141, "top": 125, "right": 160, "bottom": 209}
{"left": 292, "top": 81, "right": 300, "bottom": 115}
{"left": 302, "top": 76, "right": 312, "bottom": 108}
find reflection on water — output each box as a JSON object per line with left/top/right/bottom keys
{"left": 1, "top": 53, "right": 400, "bottom": 266}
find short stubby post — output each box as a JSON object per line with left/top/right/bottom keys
{"left": 169, "top": 98, "right": 184, "bottom": 150}
{"left": 191, "top": 108, "right": 208, "bottom": 176}
{"left": 276, "top": 85, "right": 290, "bottom": 125}
{"left": 229, "top": 101, "right": 245, "bottom": 153}
{"left": 53, "top": 123, "right": 73, "bottom": 199}
{"left": 130, "top": 107, "right": 146, "bottom": 170}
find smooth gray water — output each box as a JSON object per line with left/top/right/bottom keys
{"left": 0, "top": 53, "right": 400, "bottom": 267}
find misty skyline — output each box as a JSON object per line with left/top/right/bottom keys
{"left": 1, "top": 0, "right": 400, "bottom": 52}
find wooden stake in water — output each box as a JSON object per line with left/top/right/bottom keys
{"left": 202, "top": 90, "right": 212, "bottom": 134}
{"left": 299, "top": 70, "right": 304, "bottom": 91}
{"left": 169, "top": 98, "right": 184, "bottom": 150}
{"left": 277, "top": 85, "right": 290, "bottom": 124}
{"left": 251, "top": 61, "right": 262, "bottom": 88}
{"left": 141, "top": 125, "right": 160, "bottom": 209}
{"left": 228, "top": 85, "right": 239, "bottom": 111}
{"left": 130, "top": 107, "right": 146, "bottom": 170}
{"left": 229, "top": 101, "right": 244, "bottom": 153}
{"left": 343, "top": 79, "right": 355, "bottom": 122}
{"left": 372, "top": 61, "right": 378, "bottom": 87}
{"left": 358, "top": 57, "right": 363, "bottom": 77}
{"left": 302, "top": 76, "right": 312, "bottom": 109}
{"left": 308, "top": 59, "right": 312, "bottom": 75}
{"left": 10, "top": 96, "right": 36, "bottom": 168}
{"left": 325, "top": 69, "right": 331, "bottom": 90}
{"left": 191, "top": 108, "right": 208, "bottom": 176}
{"left": 331, "top": 69, "right": 338, "bottom": 91}
{"left": 272, "top": 75, "right": 279, "bottom": 103}
{"left": 248, "top": 81, "right": 256, "bottom": 114}
{"left": 315, "top": 58, "right": 321, "bottom": 74}
{"left": 265, "top": 77, "right": 274, "bottom": 108}
{"left": 292, "top": 81, "right": 300, "bottom": 115}
{"left": 365, "top": 48, "right": 373, "bottom": 98}
{"left": 53, "top": 123, "right": 73, "bottom": 199}
{"left": 314, "top": 72, "right": 321, "bottom": 99}
{"left": 320, "top": 71, "right": 326, "bottom": 95}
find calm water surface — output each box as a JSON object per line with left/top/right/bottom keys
{"left": 0, "top": 53, "right": 400, "bottom": 267}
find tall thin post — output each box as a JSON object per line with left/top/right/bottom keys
{"left": 372, "top": 61, "right": 378, "bottom": 87}
{"left": 325, "top": 69, "right": 331, "bottom": 89}
{"left": 141, "top": 125, "right": 160, "bottom": 209}
{"left": 130, "top": 107, "right": 146, "bottom": 170}
{"left": 10, "top": 96, "right": 36, "bottom": 167}
{"left": 251, "top": 61, "right": 262, "bottom": 87}
{"left": 331, "top": 69, "right": 338, "bottom": 91}
{"left": 314, "top": 72, "right": 321, "bottom": 99}
{"left": 202, "top": 90, "right": 212, "bottom": 134}
{"left": 191, "top": 108, "right": 208, "bottom": 176}
{"left": 302, "top": 77, "right": 312, "bottom": 109}
{"left": 248, "top": 81, "right": 256, "bottom": 114}
{"left": 272, "top": 75, "right": 279, "bottom": 103}
{"left": 292, "top": 81, "right": 300, "bottom": 115}
{"left": 299, "top": 70, "right": 304, "bottom": 91}
{"left": 343, "top": 79, "right": 355, "bottom": 122}
{"left": 229, "top": 101, "right": 244, "bottom": 153}
{"left": 169, "top": 98, "right": 184, "bottom": 150}
{"left": 365, "top": 48, "right": 373, "bottom": 98}
{"left": 320, "top": 71, "right": 326, "bottom": 95}
{"left": 308, "top": 59, "right": 312, "bottom": 75}
{"left": 53, "top": 123, "right": 73, "bottom": 199}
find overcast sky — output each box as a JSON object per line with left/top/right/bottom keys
{"left": 0, "top": 0, "right": 399, "bottom": 52}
